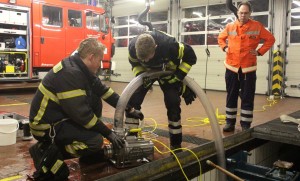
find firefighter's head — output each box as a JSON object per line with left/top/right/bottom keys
{"left": 237, "top": 1, "right": 252, "bottom": 25}
{"left": 135, "top": 34, "right": 157, "bottom": 63}
{"left": 78, "top": 38, "right": 106, "bottom": 75}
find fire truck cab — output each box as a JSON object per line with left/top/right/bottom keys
{"left": 0, "top": 0, "right": 114, "bottom": 81}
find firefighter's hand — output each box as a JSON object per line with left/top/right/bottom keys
{"left": 107, "top": 132, "right": 125, "bottom": 149}
{"left": 223, "top": 46, "right": 228, "bottom": 53}
{"left": 126, "top": 108, "right": 144, "bottom": 120}
{"left": 143, "top": 76, "right": 153, "bottom": 89}
{"left": 160, "top": 74, "right": 181, "bottom": 85}
{"left": 180, "top": 85, "right": 196, "bottom": 105}
{"left": 250, "top": 49, "right": 260, "bottom": 56}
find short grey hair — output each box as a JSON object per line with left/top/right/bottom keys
{"left": 135, "top": 34, "right": 156, "bottom": 60}
{"left": 238, "top": 1, "right": 252, "bottom": 12}
{"left": 78, "top": 38, "right": 106, "bottom": 59}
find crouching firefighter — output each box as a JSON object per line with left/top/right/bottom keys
{"left": 128, "top": 29, "right": 197, "bottom": 150}
{"left": 29, "top": 38, "right": 144, "bottom": 180}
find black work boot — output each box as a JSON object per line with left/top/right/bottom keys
{"left": 29, "top": 142, "right": 51, "bottom": 169}
{"left": 240, "top": 121, "right": 251, "bottom": 131}
{"left": 242, "top": 126, "right": 250, "bottom": 131}
{"left": 79, "top": 150, "right": 106, "bottom": 164}
{"left": 223, "top": 124, "right": 235, "bottom": 132}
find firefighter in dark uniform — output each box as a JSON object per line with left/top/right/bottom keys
{"left": 29, "top": 38, "right": 144, "bottom": 165}
{"left": 128, "top": 29, "right": 197, "bottom": 150}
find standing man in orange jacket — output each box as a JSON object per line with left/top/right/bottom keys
{"left": 218, "top": 1, "right": 275, "bottom": 132}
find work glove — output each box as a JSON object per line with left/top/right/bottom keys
{"left": 160, "top": 74, "right": 181, "bottom": 85}
{"left": 180, "top": 84, "right": 196, "bottom": 105}
{"left": 125, "top": 107, "right": 144, "bottom": 129}
{"left": 143, "top": 76, "right": 153, "bottom": 89}
{"left": 107, "top": 132, "right": 125, "bottom": 149}
{"left": 125, "top": 108, "right": 144, "bottom": 120}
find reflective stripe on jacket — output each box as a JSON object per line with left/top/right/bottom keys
{"left": 218, "top": 19, "right": 275, "bottom": 73}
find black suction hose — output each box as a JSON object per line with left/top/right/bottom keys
{"left": 226, "top": 0, "right": 238, "bottom": 19}
{"left": 137, "top": 2, "right": 153, "bottom": 31}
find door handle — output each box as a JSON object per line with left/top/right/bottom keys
{"left": 41, "top": 37, "right": 44, "bottom": 44}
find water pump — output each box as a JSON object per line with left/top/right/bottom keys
{"left": 103, "top": 129, "right": 154, "bottom": 168}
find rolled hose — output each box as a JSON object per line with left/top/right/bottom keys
{"left": 114, "top": 70, "right": 226, "bottom": 180}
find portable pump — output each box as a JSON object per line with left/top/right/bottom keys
{"left": 103, "top": 128, "right": 154, "bottom": 168}
{"left": 103, "top": 0, "right": 155, "bottom": 168}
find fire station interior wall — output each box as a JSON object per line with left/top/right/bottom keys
{"left": 111, "top": 0, "right": 273, "bottom": 95}
{"left": 284, "top": 0, "right": 300, "bottom": 97}
{"left": 112, "top": 0, "right": 170, "bottom": 17}
{"left": 110, "top": 47, "right": 135, "bottom": 82}
{"left": 285, "top": 45, "right": 300, "bottom": 97}
{"left": 180, "top": 0, "right": 228, "bottom": 8}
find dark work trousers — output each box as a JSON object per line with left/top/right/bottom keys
{"left": 225, "top": 68, "right": 256, "bottom": 128}
{"left": 34, "top": 120, "right": 104, "bottom": 159}
{"left": 129, "top": 81, "right": 182, "bottom": 146}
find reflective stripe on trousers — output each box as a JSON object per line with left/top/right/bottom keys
{"left": 225, "top": 68, "right": 256, "bottom": 126}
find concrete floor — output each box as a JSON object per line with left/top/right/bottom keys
{"left": 1, "top": 81, "right": 300, "bottom": 180}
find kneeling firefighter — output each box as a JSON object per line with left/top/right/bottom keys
{"left": 29, "top": 38, "right": 143, "bottom": 180}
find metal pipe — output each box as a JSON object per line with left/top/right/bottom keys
{"left": 226, "top": 0, "right": 238, "bottom": 19}
{"left": 207, "top": 160, "right": 245, "bottom": 181}
{"left": 114, "top": 70, "right": 226, "bottom": 180}
{"left": 137, "top": 0, "right": 153, "bottom": 31}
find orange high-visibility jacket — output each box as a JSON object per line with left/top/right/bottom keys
{"left": 218, "top": 19, "right": 275, "bottom": 73}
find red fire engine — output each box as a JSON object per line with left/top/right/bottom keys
{"left": 0, "top": 0, "right": 115, "bottom": 81}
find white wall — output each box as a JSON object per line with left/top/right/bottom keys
{"left": 285, "top": 45, "right": 300, "bottom": 97}
{"left": 180, "top": 0, "right": 227, "bottom": 8}
{"left": 110, "top": 47, "right": 135, "bottom": 82}
{"left": 284, "top": 0, "right": 300, "bottom": 97}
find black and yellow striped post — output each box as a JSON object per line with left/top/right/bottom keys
{"left": 271, "top": 50, "right": 284, "bottom": 98}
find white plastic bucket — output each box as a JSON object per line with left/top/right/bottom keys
{"left": 0, "top": 119, "right": 19, "bottom": 146}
